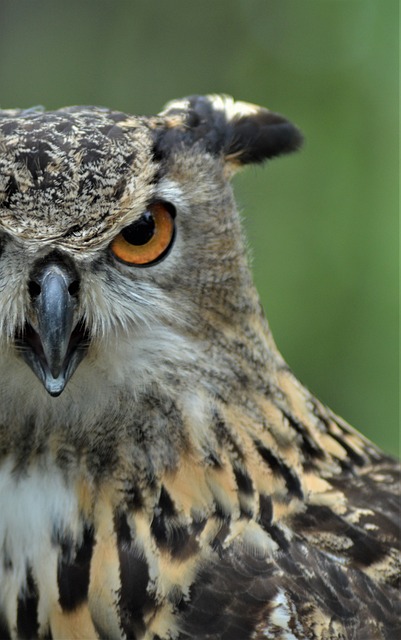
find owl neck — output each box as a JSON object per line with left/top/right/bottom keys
{"left": 0, "top": 278, "right": 372, "bottom": 520}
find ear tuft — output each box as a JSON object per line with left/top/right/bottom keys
{"left": 158, "top": 94, "right": 303, "bottom": 168}
{"left": 224, "top": 109, "right": 303, "bottom": 164}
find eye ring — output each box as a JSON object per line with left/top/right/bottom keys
{"left": 110, "top": 202, "right": 176, "bottom": 266}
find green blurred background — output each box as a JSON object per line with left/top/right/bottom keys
{"left": 0, "top": 0, "right": 398, "bottom": 455}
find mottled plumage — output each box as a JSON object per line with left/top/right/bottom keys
{"left": 0, "top": 95, "right": 399, "bottom": 640}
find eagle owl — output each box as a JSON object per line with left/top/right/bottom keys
{"left": 0, "top": 95, "right": 399, "bottom": 640}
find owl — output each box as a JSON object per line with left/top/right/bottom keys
{"left": 0, "top": 95, "right": 399, "bottom": 640}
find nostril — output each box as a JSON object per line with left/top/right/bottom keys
{"left": 68, "top": 280, "right": 80, "bottom": 297}
{"left": 28, "top": 281, "right": 41, "bottom": 298}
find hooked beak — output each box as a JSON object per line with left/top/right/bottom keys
{"left": 17, "top": 262, "right": 89, "bottom": 397}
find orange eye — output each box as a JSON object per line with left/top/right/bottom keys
{"left": 110, "top": 203, "right": 175, "bottom": 266}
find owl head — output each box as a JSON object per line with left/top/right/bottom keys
{"left": 0, "top": 95, "right": 302, "bottom": 401}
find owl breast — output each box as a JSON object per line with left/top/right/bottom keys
{"left": 0, "top": 458, "right": 82, "bottom": 628}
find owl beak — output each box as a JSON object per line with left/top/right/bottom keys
{"left": 19, "top": 262, "right": 88, "bottom": 397}
{"left": 33, "top": 265, "right": 76, "bottom": 376}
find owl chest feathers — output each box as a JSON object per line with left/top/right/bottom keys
{"left": 0, "top": 459, "right": 83, "bottom": 630}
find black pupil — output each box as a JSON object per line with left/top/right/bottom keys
{"left": 122, "top": 211, "right": 155, "bottom": 246}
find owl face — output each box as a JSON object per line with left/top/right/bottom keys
{"left": 0, "top": 96, "right": 302, "bottom": 402}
